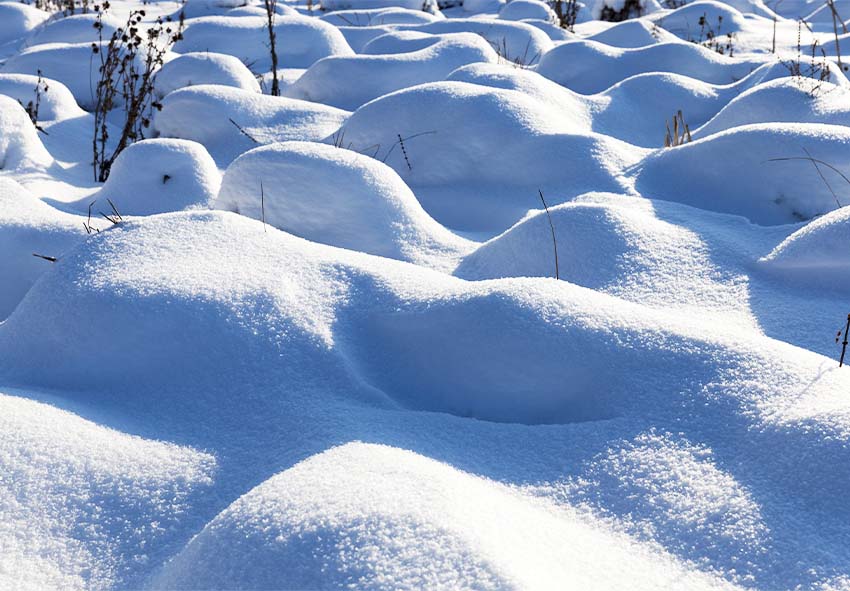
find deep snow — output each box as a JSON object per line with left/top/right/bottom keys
{"left": 2, "top": 0, "right": 850, "bottom": 589}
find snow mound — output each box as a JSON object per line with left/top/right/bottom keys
{"left": 760, "top": 206, "right": 850, "bottom": 278}
{"left": 498, "top": 0, "right": 557, "bottom": 22}
{"left": 320, "top": 7, "right": 444, "bottom": 26}
{"left": 536, "top": 40, "right": 764, "bottom": 94}
{"left": 0, "top": 3, "right": 48, "bottom": 49}
{"left": 633, "top": 123, "right": 850, "bottom": 224}
{"left": 401, "top": 18, "right": 553, "bottom": 65}
{"left": 175, "top": 0, "right": 297, "bottom": 18}
{"left": 649, "top": 1, "right": 749, "bottom": 40}
{"left": 155, "top": 52, "right": 262, "bottom": 99}
{"left": 1, "top": 41, "right": 143, "bottom": 110}
{"left": 153, "top": 84, "right": 350, "bottom": 165}
{"left": 152, "top": 442, "right": 740, "bottom": 591}
{"left": 594, "top": 72, "right": 732, "bottom": 147}
{"left": 0, "top": 177, "right": 83, "bottom": 320}
{"left": 360, "top": 30, "right": 447, "bottom": 54}
{"left": 24, "top": 12, "right": 123, "bottom": 47}
{"left": 446, "top": 61, "right": 596, "bottom": 119}
{"left": 216, "top": 141, "right": 472, "bottom": 268}
{"left": 338, "top": 80, "right": 641, "bottom": 231}
{"left": 0, "top": 94, "right": 52, "bottom": 171}
{"left": 586, "top": 18, "right": 680, "bottom": 47}
{"left": 67, "top": 139, "right": 220, "bottom": 216}
{"left": 174, "top": 15, "right": 354, "bottom": 72}
{"left": 454, "top": 193, "right": 751, "bottom": 317}
{"left": 695, "top": 78, "right": 850, "bottom": 137}
{"left": 322, "top": 0, "right": 439, "bottom": 11}
{"left": 0, "top": 73, "right": 84, "bottom": 120}
{"left": 335, "top": 24, "right": 396, "bottom": 51}
{"left": 0, "top": 391, "right": 215, "bottom": 590}
{"left": 285, "top": 33, "right": 498, "bottom": 110}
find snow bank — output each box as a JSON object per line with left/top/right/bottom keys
{"left": 152, "top": 442, "right": 740, "bottom": 591}
{"left": 0, "top": 73, "right": 84, "bottom": 120}
{"left": 338, "top": 80, "right": 640, "bottom": 231}
{"left": 633, "top": 123, "right": 850, "bottom": 224}
{"left": 155, "top": 52, "right": 262, "bottom": 99}
{"left": 536, "top": 40, "right": 764, "bottom": 94}
{"left": 153, "top": 84, "right": 350, "bottom": 165}
{"left": 216, "top": 141, "right": 472, "bottom": 268}
{"left": 285, "top": 33, "right": 498, "bottom": 110}
{"left": 0, "top": 94, "right": 52, "bottom": 171}
{"left": 174, "top": 15, "right": 353, "bottom": 72}
{"left": 0, "top": 178, "right": 83, "bottom": 319}
{"left": 401, "top": 18, "right": 553, "bottom": 65}
{"left": 67, "top": 139, "right": 220, "bottom": 216}
{"left": 174, "top": 0, "right": 293, "bottom": 19}
{"left": 0, "top": 391, "right": 215, "bottom": 590}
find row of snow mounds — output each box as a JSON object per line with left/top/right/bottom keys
{"left": 216, "top": 141, "right": 474, "bottom": 269}
{"left": 152, "top": 84, "right": 350, "bottom": 165}
{"left": 173, "top": 15, "right": 354, "bottom": 72}
{"left": 5, "top": 212, "right": 850, "bottom": 587}
{"left": 150, "top": 442, "right": 741, "bottom": 591}
{"left": 0, "top": 178, "right": 83, "bottom": 320}
{"left": 398, "top": 18, "right": 554, "bottom": 65}
{"left": 1, "top": 209, "right": 846, "bottom": 428}
{"left": 322, "top": 0, "right": 440, "bottom": 12}
{"left": 0, "top": 390, "right": 216, "bottom": 591}
{"left": 536, "top": 38, "right": 767, "bottom": 94}
{"left": 336, "top": 81, "right": 644, "bottom": 231}
{"left": 632, "top": 122, "right": 850, "bottom": 225}
{"left": 284, "top": 32, "right": 499, "bottom": 110}
{"left": 0, "top": 72, "right": 84, "bottom": 121}
{"left": 154, "top": 52, "right": 262, "bottom": 99}
{"left": 320, "top": 6, "right": 445, "bottom": 26}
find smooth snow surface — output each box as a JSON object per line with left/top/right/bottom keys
{"left": 4, "top": 0, "right": 850, "bottom": 589}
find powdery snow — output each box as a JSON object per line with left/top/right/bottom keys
{"left": 2, "top": 0, "right": 850, "bottom": 588}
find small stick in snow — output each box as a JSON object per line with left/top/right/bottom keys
{"left": 260, "top": 181, "right": 267, "bottom": 233}
{"left": 838, "top": 314, "right": 850, "bottom": 366}
{"left": 229, "top": 118, "right": 259, "bottom": 144}
{"left": 33, "top": 253, "right": 57, "bottom": 263}
{"left": 537, "top": 190, "right": 560, "bottom": 280}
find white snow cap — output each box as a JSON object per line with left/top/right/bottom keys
{"left": 154, "top": 84, "right": 350, "bottom": 165}
{"left": 69, "top": 139, "right": 221, "bottom": 216}
{"left": 216, "top": 141, "right": 472, "bottom": 268}
{"left": 155, "top": 52, "right": 262, "bottom": 99}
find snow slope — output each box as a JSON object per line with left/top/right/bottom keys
{"left": 3, "top": 0, "right": 850, "bottom": 589}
